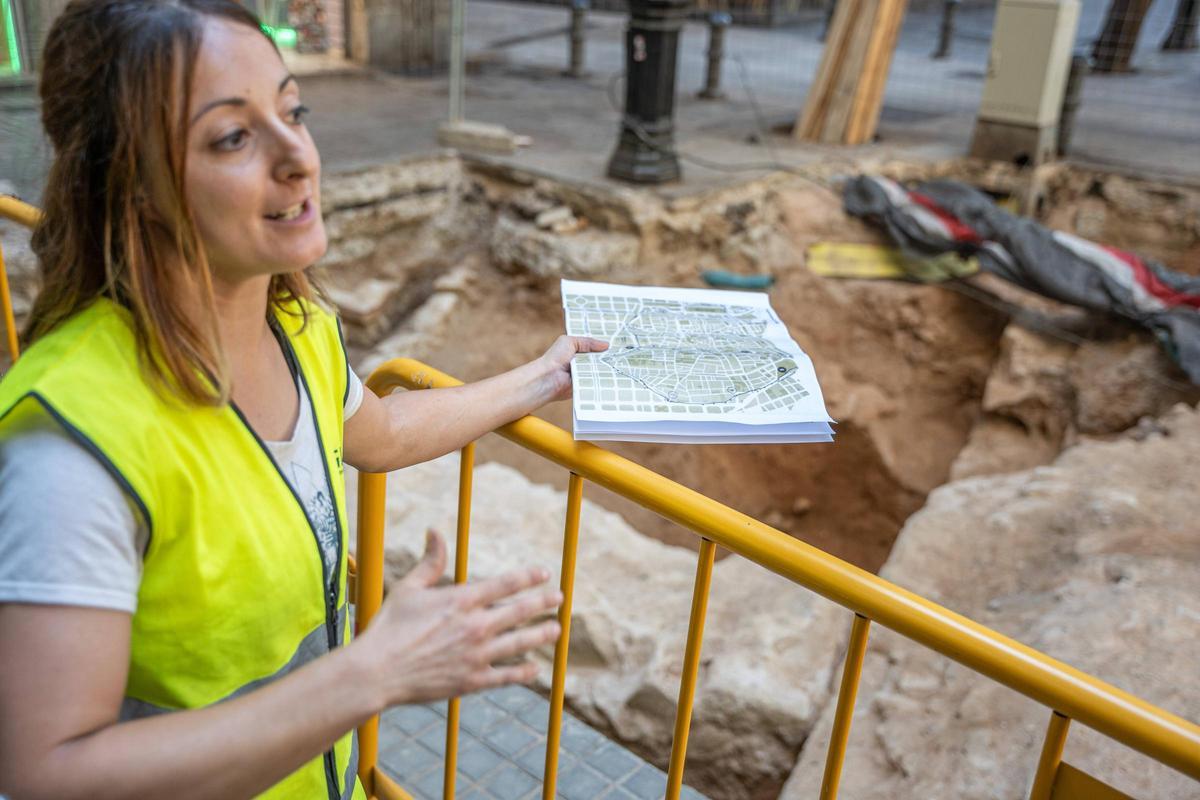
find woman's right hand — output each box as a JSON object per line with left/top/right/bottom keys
{"left": 352, "top": 531, "right": 563, "bottom": 709}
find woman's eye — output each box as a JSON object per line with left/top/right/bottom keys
{"left": 215, "top": 129, "right": 248, "bottom": 151}
{"left": 289, "top": 105, "right": 310, "bottom": 125}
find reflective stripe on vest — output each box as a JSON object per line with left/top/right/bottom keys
{"left": 0, "top": 297, "right": 365, "bottom": 800}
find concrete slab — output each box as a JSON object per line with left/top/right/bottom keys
{"left": 4, "top": 0, "right": 1196, "bottom": 204}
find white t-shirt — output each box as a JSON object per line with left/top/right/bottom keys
{"left": 0, "top": 370, "right": 365, "bottom": 613}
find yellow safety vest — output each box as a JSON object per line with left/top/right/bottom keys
{"left": 0, "top": 297, "right": 366, "bottom": 800}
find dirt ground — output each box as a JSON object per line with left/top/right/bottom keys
{"left": 338, "top": 160, "right": 1199, "bottom": 574}
{"left": 347, "top": 182, "right": 1000, "bottom": 571}
{"left": 4, "top": 155, "right": 1195, "bottom": 574}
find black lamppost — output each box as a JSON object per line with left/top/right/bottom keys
{"left": 606, "top": 0, "right": 689, "bottom": 184}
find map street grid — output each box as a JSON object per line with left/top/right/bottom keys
{"left": 562, "top": 280, "right": 834, "bottom": 443}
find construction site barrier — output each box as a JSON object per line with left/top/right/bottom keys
{"left": 355, "top": 359, "right": 1200, "bottom": 800}
{"left": 3, "top": 198, "right": 1197, "bottom": 798}
{"left": 0, "top": 195, "right": 40, "bottom": 362}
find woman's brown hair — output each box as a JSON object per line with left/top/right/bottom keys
{"left": 28, "top": 0, "right": 319, "bottom": 405}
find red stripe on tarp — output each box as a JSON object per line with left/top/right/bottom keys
{"left": 1103, "top": 246, "right": 1200, "bottom": 310}
{"left": 908, "top": 191, "right": 984, "bottom": 245}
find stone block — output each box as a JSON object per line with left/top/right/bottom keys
{"left": 588, "top": 742, "right": 643, "bottom": 781}
{"left": 318, "top": 235, "right": 376, "bottom": 272}
{"left": 456, "top": 734, "right": 506, "bottom": 781}
{"left": 324, "top": 191, "right": 449, "bottom": 242}
{"left": 557, "top": 763, "right": 611, "bottom": 800}
{"left": 485, "top": 720, "right": 539, "bottom": 758}
{"left": 323, "top": 277, "right": 404, "bottom": 328}
{"left": 321, "top": 156, "right": 461, "bottom": 211}
{"left": 489, "top": 214, "right": 639, "bottom": 280}
{"left": 481, "top": 763, "right": 539, "bottom": 800}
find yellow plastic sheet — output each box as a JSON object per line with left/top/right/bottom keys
{"left": 806, "top": 242, "right": 979, "bottom": 283}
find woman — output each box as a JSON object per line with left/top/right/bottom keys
{"left": 0, "top": 1, "right": 606, "bottom": 797}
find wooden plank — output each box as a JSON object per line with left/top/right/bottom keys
{"left": 847, "top": 0, "right": 907, "bottom": 143}
{"left": 845, "top": 0, "right": 893, "bottom": 143}
{"left": 869, "top": 0, "right": 908, "bottom": 134}
{"left": 795, "top": 0, "right": 860, "bottom": 140}
{"left": 796, "top": 0, "right": 908, "bottom": 145}
{"left": 346, "top": 0, "right": 369, "bottom": 62}
{"left": 819, "top": 0, "right": 878, "bottom": 143}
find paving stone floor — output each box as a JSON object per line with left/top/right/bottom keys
{"left": 377, "top": 685, "right": 709, "bottom": 800}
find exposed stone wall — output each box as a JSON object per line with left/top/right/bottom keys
{"left": 781, "top": 405, "right": 1200, "bottom": 800}
{"left": 321, "top": 155, "right": 1197, "bottom": 799}
{"left": 316, "top": 154, "right": 479, "bottom": 344}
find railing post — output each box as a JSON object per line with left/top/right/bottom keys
{"left": 819, "top": 613, "right": 872, "bottom": 800}
{"left": 697, "top": 12, "right": 731, "bottom": 100}
{"left": 665, "top": 538, "right": 717, "bottom": 799}
{"left": 354, "top": 470, "right": 389, "bottom": 796}
{"left": 444, "top": 443, "right": 476, "bottom": 800}
{"left": 1029, "top": 711, "right": 1071, "bottom": 800}
{"left": 543, "top": 473, "right": 585, "bottom": 799}
{"left": 932, "top": 0, "right": 959, "bottom": 59}
{"left": 565, "top": 0, "right": 589, "bottom": 77}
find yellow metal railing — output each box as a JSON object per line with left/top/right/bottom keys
{"left": 356, "top": 359, "right": 1200, "bottom": 800}
{"left": 0, "top": 195, "right": 40, "bottom": 363}
{"left": 4, "top": 198, "right": 1197, "bottom": 798}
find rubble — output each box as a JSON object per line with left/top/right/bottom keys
{"left": 782, "top": 405, "right": 1200, "bottom": 800}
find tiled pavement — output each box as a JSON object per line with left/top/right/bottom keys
{"left": 377, "top": 685, "right": 709, "bottom": 800}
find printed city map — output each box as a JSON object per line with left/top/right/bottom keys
{"left": 562, "top": 280, "right": 834, "bottom": 444}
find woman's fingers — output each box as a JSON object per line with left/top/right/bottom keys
{"left": 475, "top": 660, "right": 541, "bottom": 691}
{"left": 457, "top": 567, "right": 553, "bottom": 610}
{"left": 397, "top": 530, "right": 448, "bottom": 590}
{"left": 479, "top": 619, "right": 561, "bottom": 665}
{"left": 481, "top": 587, "right": 562, "bottom": 635}
{"left": 573, "top": 336, "right": 609, "bottom": 354}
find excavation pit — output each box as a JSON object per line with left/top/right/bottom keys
{"left": 312, "top": 155, "right": 1200, "bottom": 575}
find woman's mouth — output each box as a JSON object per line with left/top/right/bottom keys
{"left": 265, "top": 199, "right": 313, "bottom": 224}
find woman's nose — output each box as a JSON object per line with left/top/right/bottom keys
{"left": 272, "top": 128, "right": 319, "bottom": 183}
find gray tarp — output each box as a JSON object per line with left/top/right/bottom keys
{"left": 844, "top": 176, "right": 1200, "bottom": 384}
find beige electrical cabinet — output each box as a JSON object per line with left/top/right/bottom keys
{"left": 970, "top": 0, "right": 1080, "bottom": 165}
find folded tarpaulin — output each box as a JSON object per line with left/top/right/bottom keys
{"left": 843, "top": 175, "right": 1200, "bottom": 384}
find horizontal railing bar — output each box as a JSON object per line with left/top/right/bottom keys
{"left": 1, "top": 197, "right": 50, "bottom": 362}
{"left": 365, "top": 361, "right": 1200, "bottom": 782}
{"left": 0, "top": 195, "right": 42, "bottom": 228}
{"left": 373, "top": 766, "right": 416, "bottom": 800}
{"left": 2, "top": 242, "right": 21, "bottom": 362}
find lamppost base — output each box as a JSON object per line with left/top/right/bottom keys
{"left": 604, "top": 0, "right": 688, "bottom": 185}
{"left": 606, "top": 126, "right": 681, "bottom": 184}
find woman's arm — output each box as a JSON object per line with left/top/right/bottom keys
{"left": 343, "top": 335, "right": 608, "bottom": 473}
{"left": 0, "top": 534, "right": 561, "bottom": 800}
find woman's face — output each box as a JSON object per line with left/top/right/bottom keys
{"left": 184, "top": 18, "right": 326, "bottom": 285}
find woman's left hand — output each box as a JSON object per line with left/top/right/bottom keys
{"left": 536, "top": 335, "right": 609, "bottom": 403}
{"left": 346, "top": 334, "right": 608, "bottom": 474}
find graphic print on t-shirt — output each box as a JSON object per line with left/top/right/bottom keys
{"left": 286, "top": 460, "right": 339, "bottom": 584}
